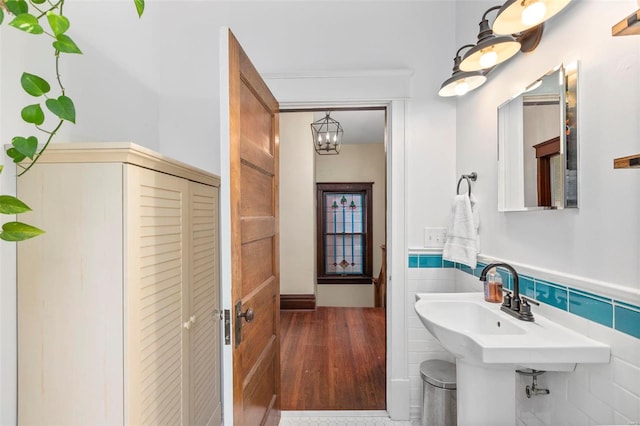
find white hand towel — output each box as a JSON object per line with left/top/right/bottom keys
{"left": 442, "top": 193, "right": 480, "bottom": 268}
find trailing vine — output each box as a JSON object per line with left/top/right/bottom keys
{"left": 0, "top": 0, "right": 144, "bottom": 241}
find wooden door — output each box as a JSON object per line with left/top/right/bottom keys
{"left": 226, "top": 30, "right": 281, "bottom": 425}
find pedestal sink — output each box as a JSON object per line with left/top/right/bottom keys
{"left": 415, "top": 292, "right": 610, "bottom": 426}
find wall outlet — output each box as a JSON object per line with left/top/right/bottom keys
{"left": 424, "top": 227, "right": 447, "bottom": 248}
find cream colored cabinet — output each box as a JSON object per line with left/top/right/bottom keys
{"left": 16, "top": 143, "right": 221, "bottom": 426}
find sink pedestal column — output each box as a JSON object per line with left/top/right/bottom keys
{"left": 456, "top": 359, "right": 516, "bottom": 426}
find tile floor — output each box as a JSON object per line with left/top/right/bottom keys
{"left": 279, "top": 411, "right": 420, "bottom": 426}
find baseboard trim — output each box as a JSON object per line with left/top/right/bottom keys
{"left": 280, "top": 294, "right": 316, "bottom": 310}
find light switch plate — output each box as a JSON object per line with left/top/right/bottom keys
{"left": 424, "top": 227, "right": 447, "bottom": 248}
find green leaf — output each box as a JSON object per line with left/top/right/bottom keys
{"left": 21, "top": 104, "right": 45, "bottom": 125}
{"left": 0, "top": 165, "right": 3, "bottom": 173}
{"left": 5, "top": 0, "right": 28, "bottom": 15}
{"left": 11, "top": 136, "right": 38, "bottom": 160}
{"left": 9, "top": 13, "right": 44, "bottom": 34}
{"left": 0, "top": 8, "right": 4, "bottom": 25}
{"left": 53, "top": 34, "right": 82, "bottom": 54}
{"left": 0, "top": 196, "right": 32, "bottom": 215}
{"left": 21, "top": 73, "right": 50, "bottom": 97}
{"left": 31, "top": 0, "right": 47, "bottom": 4}
{"left": 46, "top": 12, "right": 70, "bottom": 36}
{"left": 0, "top": 222, "right": 45, "bottom": 241}
{"left": 46, "top": 96, "right": 75, "bottom": 123}
{"left": 134, "top": 0, "right": 145, "bottom": 18}
{"left": 6, "top": 148, "right": 26, "bottom": 163}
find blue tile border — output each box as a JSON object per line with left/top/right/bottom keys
{"left": 535, "top": 280, "right": 568, "bottom": 311}
{"left": 407, "top": 253, "right": 640, "bottom": 340}
{"left": 409, "top": 254, "right": 446, "bottom": 268}
{"left": 569, "top": 289, "right": 613, "bottom": 328}
{"left": 614, "top": 302, "right": 640, "bottom": 339}
{"left": 519, "top": 275, "right": 536, "bottom": 298}
{"left": 419, "top": 254, "right": 443, "bottom": 268}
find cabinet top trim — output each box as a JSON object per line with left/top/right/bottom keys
{"left": 19, "top": 142, "right": 221, "bottom": 187}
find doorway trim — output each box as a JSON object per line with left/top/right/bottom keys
{"left": 264, "top": 70, "right": 411, "bottom": 420}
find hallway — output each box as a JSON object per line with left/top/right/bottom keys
{"left": 280, "top": 307, "right": 386, "bottom": 410}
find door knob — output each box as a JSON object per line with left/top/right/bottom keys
{"left": 237, "top": 307, "right": 254, "bottom": 323}
{"left": 183, "top": 315, "right": 196, "bottom": 329}
{"left": 235, "top": 301, "right": 255, "bottom": 347}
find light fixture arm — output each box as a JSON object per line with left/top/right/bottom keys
{"left": 456, "top": 44, "right": 476, "bottom": 58}
{"left": 482, "top": 5, "right": 502, "bottom": 21}
{"left": 451, "top": 44, "right": 476, "bottom": 72}
{"left": 477, "top": 5, "right": 504, "bottom": 41}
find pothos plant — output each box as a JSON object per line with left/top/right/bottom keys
{"left": 0, "top": 0, "right": 144, "bottom": 241}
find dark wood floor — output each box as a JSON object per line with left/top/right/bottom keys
{"left": 280, "top": 307, "right": 386, "bottom": 410}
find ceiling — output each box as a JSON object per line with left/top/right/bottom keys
{"left": 311, "top": 109, "right": 386, "bottom": 145}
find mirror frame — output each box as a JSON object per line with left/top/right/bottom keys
{"left": 497, "top": 61, "right": 579, "bottom": 212}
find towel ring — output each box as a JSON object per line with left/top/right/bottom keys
{"left": 457, "top": 172, "right": 477, "bottom": 196}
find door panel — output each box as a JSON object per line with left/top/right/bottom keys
{"left": 226, "top": 29, "right": 281, "bottom": 426}
{"left": 240, "top": 163, "right": 274, "bottom": 216}
{"left": 240, "top": 83, "right": 276, "bottom": 158}
{"left": 189, "top": 182, "right": 221, "bottom": 425}
{"left": 241, "top": 238, "right": 275, "bottom": 296}
{"left": 240, "top": 279, "right": 277, "bottom": 373}
{"left": 126, "top": 165, "right": 190, "bottom": 426}
{"left": 242, "top": 351, "right": 278, "bottom": 426}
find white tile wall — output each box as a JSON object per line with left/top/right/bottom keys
{"left": 453, "top": 270, "right": 640, "bottom": 426}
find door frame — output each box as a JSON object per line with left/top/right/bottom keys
{"left": 220, "top": 33, "right": 412, "bottom": 421}
{"left": 264, "top": 71, "right": 411, "bottom": 421}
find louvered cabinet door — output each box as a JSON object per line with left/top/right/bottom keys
{"left": 125, "top": 165, "right": 190, "bottom": 426}
{"left": 188, "top": 182, "right": 222, "bottom": 426}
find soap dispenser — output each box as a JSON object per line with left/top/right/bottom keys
{"left": 484, "top": 268, "right": 503, "bottom": 303}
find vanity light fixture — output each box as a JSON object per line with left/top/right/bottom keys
{"left": 310, "top": 112, "right": 343, "bottom": 155}
{"left": 492, "top": 0, "right": 572, "bottom": 35}
{"left": 438, "top": 44, "right": 488, "bottom": 97}
{"left": 459, "top": 6, "right": 521, "bottom": 72}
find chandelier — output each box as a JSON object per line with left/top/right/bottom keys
{"left": 310, "top": 112, "right": 343, "bottom": 155}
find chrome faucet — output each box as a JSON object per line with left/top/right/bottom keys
{"left": 479, "top": 262, "right": 535, "bottom": 322}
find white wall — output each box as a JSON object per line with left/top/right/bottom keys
{"left": 454, "top": 1, "right": 640, "bottom": 424}
{"left": 2, "top": 2, "right": 458, "bottom": 422}
{"left": 455, "top": 0, "right": 640, "bottom": 291}
{"left": 279, "top": 112, "right": 316, "bottom": 295}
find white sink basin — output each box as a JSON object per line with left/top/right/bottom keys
{"left": 415, "top": 292, "right": 610, "bottom": 371}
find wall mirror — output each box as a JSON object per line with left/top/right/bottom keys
{"left": 498, "top": 62, "right": 578, "bottom": 211}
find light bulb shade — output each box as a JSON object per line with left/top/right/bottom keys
{"left": 438, "top": 71, "right": 487, "bottom": 97}
{"left": 459, "top": 36, "right": 521, "bottom": 71}
{"left": 522, "top": 2, "right": 547, "bottom": 26}
{"left": 492, "top": 0, "right": 572, "bottom": 35}
{"left": 310, "top": 113, "right": 343, "bottom": 155}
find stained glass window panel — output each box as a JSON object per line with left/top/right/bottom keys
{"left": 317, "top": 183, "right": 372, "bottom": 284}
{"left": 324, "top": 193, "right": 363, "bottom": 234}
{"left": 325, "top": 235, "right": 364, "bottom": 275}
{"left": 323, "top": 192, "right": 364, "bottom": 276}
